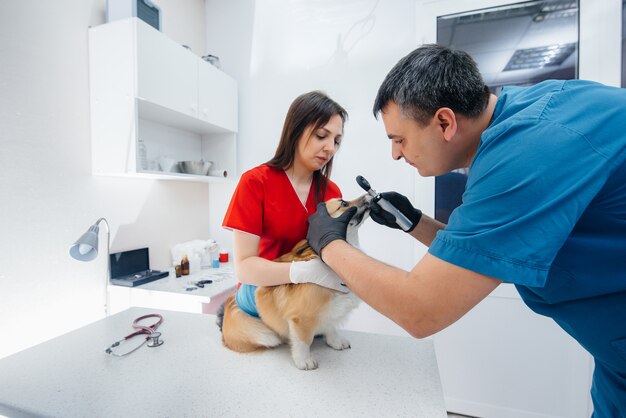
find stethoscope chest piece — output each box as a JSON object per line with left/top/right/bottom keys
{"left": 147, "top": 331, "right": 163, "bottom": 347}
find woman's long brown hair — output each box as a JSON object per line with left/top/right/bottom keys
{"left": 266, "top": 91, "right": 348, "bottom": 204}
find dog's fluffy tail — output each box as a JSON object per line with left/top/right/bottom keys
{"left": 216, "top": 300, "right": 226, "bottom": 332}
{"left": 220, "top": 293, "right": 283, "bottom": 352}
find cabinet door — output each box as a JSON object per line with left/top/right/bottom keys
{"left": 433, "top": 284, "right": 593, "bottom": 418}
{"left": 198, "top": 62, "right": 238, "bottom": 132}
{"left": 135, "top": 21, "right": 198, "bottom": 117}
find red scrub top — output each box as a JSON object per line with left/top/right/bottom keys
{"left": 222, "top": 164, "right": 341, "bottom": 261}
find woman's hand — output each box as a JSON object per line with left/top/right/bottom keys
{"left": 289, "top": 258, "right": 349, "bottom": 293}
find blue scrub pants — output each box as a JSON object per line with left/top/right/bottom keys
{"left": 590, "top": 360, "right": 626, "bottom": 418}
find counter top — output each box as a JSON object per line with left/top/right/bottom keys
{"left": 0, "top": 307, "right": 447, "bottom": 417}
{"left": 117, "top": 264, "right": 237, "bottom": 302}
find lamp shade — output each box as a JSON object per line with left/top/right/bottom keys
{"left": 69, "top": 217, "right": 111, "bottom": 316}
{"left": 69, "top": 224, "right": 100, "bottom": 261}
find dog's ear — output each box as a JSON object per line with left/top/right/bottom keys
{"left": 325, "top": 198, "right": 343, "bottom": 217}
{"left": 295, "top": 242, "right": 318, "bottom": 261}
{"left": 294, "top": 240, "right": 311, "bottom": 255}
{"left": 274, "top": 239, "right": 316, "bottom": 262}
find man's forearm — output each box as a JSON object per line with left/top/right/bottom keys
{"left": 320, "top": 240, "right": 442, "bottom": 337}
{"left": 409, "top": 213, "right": 446, "bottom": 247}
{"left": 321, "top": 240, "right": 411, "bottom": 326}
{"left": 320, "top": 238, "right": 501, "bottom": 339}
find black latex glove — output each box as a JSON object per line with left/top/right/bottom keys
{"left": 307, "top": 202, "right": 357, "bottom": 257}
{"left": 370, "top": 191, "right": 422, "bottom": 232}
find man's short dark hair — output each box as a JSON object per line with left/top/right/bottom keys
{"left": 373, "top": 44, "right": 490, "bottom": 125}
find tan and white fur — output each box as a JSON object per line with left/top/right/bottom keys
{"left": 217, "top": 194, "right": 372, "bottom": 370}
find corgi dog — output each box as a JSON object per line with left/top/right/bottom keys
{"left": 217, "top": 194, "right": 372, "bottom": 370}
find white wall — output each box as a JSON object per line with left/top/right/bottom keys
{"left": 0, "top": 0, "right": 213, "bottom": 359}
{"left": 158, "top": 0, "right": 206, "bottom": 57}
{"left": 205, "top": 0, "right": 424, "bottom": 337}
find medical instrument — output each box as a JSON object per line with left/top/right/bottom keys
{"left": 195, "top": 279, "right": 213, "bottom": 288}
{"left": 104, "top": 313, "right": 164, "bottom": 356}
{"left": 356, "top": 175, "right": 413, "bottom": 232}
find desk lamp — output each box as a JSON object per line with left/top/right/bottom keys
{"left": 69, "top": 217, "right": 111, "bottom": 316}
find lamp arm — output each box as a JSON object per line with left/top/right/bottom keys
{"left": 95, "top": 218, "right": 111, "bottom": 316}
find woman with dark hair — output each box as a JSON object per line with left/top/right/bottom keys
{"left": 222, "top": 91, "right": 349, "bottom": 318}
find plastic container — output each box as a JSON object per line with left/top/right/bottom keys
{"left": 189, "top": 254, "right": 201, "bottom": 274}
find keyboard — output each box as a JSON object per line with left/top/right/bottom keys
{"left": 110, "top": 269, "right": 169, "bottom": 287}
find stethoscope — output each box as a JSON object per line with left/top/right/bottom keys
{"left": 105, "top": 313, "right": 164, "bottom": 357}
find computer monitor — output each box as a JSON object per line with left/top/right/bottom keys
{"left": 110, "top": 247, "right": 150, "bottom": 279}
{"left": 434, "top": 0, "right": 579, "bottom": 222}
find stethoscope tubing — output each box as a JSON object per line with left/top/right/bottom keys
{"left": 105, "top": 313, "right": 164, "bottom": 356}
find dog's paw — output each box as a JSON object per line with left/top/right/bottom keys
{"left": 325, "top": 334, "right": 351, "bottom": 350}
{"left": 294, "top": 356, "right": 319, "bottom": 370}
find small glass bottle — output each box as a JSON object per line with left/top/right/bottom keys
{"left": 181, "top": 255, "right": 190, "bottom": 276}
{"left": 137, "top": 138, "right": 148, "bottom": 171}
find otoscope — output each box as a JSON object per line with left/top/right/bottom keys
{"left": 356, "top": 175, "right": 413, "bottom": 232}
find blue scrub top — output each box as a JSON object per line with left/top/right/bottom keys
{"left": 429, "top": 80, "right": 626, "bottom": 415}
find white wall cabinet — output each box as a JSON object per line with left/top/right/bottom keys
{"left": 89, "top": 18, "right": 237, "bottom": 182}
{"left": 433, "top": 285, "right": 593, "bottom": 418}
{"left": 198, "top": 63, "right": 238, "bottom": 131}
{"left": 136, "top": 22, "right": 199, "bottom": 119}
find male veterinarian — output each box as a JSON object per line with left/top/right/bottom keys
{"left": 306, "top": 44, "right": 626, "bottom": 417}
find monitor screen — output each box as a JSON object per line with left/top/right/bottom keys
{"left": 110, "top": 247, "right": 150, "bottom": 279}
{"left": 434, "top": 0, "right": 579, "bottom": 223}
{"left": 137, "top": 0, "right": 160, "bottom": 30}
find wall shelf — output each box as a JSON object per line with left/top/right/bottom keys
{"left": 89, "top": 18, "right": 237, "bottom": 183}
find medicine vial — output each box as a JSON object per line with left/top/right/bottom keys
{"left": 181, "top": 255, "right": 190, "bottom": 276}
